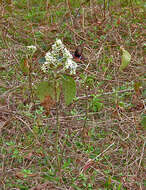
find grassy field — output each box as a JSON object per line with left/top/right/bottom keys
{"left": 0, "top": 0, "right": 145, "bottom": 189}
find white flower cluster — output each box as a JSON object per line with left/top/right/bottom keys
{"left": 41, "top": 39, "right": 77, "bottom": 75}
{"left": 27, "top": 45, "right": 37, "bottom": 54}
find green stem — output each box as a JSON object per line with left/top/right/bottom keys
{"left": 54, "top": 75, "right": 62, "bottom": 180}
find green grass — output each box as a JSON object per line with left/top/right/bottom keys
{"left": 0, "top": 0, "right": 145, "bottom": 189}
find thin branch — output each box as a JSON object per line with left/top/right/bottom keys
{"left": 137, "top": 141, "right": 145, "bottom": 172}
{"left": 93, "top": 141, "right": 115, "bottom": 161}
{"left": 15, "top": 116, "right": 40, "bottom": 145}
{"left": 76, "top": 88, "right": 134, "bottom": 100}
{"left": 0, "top": 83, "right": 26, "bottom": 98}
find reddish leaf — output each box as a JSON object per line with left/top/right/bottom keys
{"left": 134, "top": 81, "right": 141, "bottom": 96}
{"left": 117, "top": 18, "right": 121, "bottom": 25}
{"left": 41, "top": 95, "right": 55, "bottom": 115}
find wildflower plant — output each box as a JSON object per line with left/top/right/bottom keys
{"left": 41, "top": 39, "right": 77, "bottom": 75}
{"left": 27, "top": 45, "right": 37, "bottom": 55}
{"left": 37, "top": 39, "right": 77, "bottom": 110}
{"left": 24, "top": 45, "right": 37, "bottom": 105}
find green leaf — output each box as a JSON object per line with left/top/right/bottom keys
{"left": 36, "top": 81, "right": 55, "bottom": 101}
{"left": 141, "top": 114, "right": 146, "bottom": 128}
{"left": 38, "top": 57, "right": 46, "bottom": 64}
{"left": 117, "top": 183, "right": 122, "bottom": 190}
{"left": 142, "top": 89, "right": 146, "bottom": 98}
{"left": 56, "top": 80, "right": 61, "bottom": 102}
{"left": 91, "top": 97, "right": 103, "bottom": 112}
{"left": 119, "top": 47, "right": 131, "bottom": 71}
{"left": 62, "top": 75, "right": 76, "bottom": 105}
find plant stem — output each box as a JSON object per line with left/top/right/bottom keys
{"left": 28, "top": 56, "right": 35, "bottom": 108}
{"left": 82, "top": 86, "right": 89, "bottom": 144}
{"left": 54, "top": 76, "right": 62, "bottom": 181}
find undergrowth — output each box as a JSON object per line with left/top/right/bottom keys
{"left": 0, "top": 0, "right": 145, "bottom": 189}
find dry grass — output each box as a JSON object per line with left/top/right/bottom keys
{"left": 0, "top": 0, "right": 145, "bottom": 189}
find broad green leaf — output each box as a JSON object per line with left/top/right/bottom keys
{"left": 119, "top": 47, "right": 131, "bottom": 71}
{"left": 56, "top": 80, "right": 61, "bottom": 102}
{"left": 36, "top": 81, "right": 55, "bottom": 101}
{"left": 62, "top": 75, "right": 76, "bottom": 105}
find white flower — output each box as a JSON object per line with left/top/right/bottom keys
{"left": 63, "top": 48, "right": 73, "bottom": 59}
{"left": 45, "top": 52, "right": 57, "bottom": 65}
{"left": 55, "top": 39, "right": 63, "bottom": 47}
{"left": 51, "top": 39, "right": 65, "bottom": 56}
{"left": 41, "top": 64, "right": 47, "bottom": 73}
{"left": 65, "top": 59, "right": 77, "bottom": 74}
{"left": 41, "top": 62, "right": 49, "bottom": 73}
{"left": 41, "top": 39, "right": 77, "bottom": 74}
{"left": 45, "top": 52, "right": 52, "bottom": 60}
{"left": 27, "top": 45, "right": 37, "bottom": 54}
{"left": 70, "top": 61, "right": 77, "bottom": 75}
{"left": 65, "top": 58, "right": 72, "bottom": 69}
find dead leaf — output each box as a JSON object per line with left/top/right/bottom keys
{"left": 15, "top": 171, "right": 37, "bottom": 179}
{"left": 49, "top": 24, "right": 58, "bottom": 32}
{"left": 27, "top": 173, "right": 37, "bottom": 177}
{"left": 24, "top": 59, "right": 29, "bottom": 68}
{"left": 41, "top": 95, "right": 55, "bottom": 115}
{"left": 132, "top": 95, "right": 139, "bottom": 105}
{"left": 24, "top": 152, "right": 33, "bottom": 160}
{"left": 15, "top": 172, "right": 25, "bottom": 179}
{"left": 112, "top": 109, "right": 119, "bottom": 119}
{"left": 0, "top": 66, "right": 6, "bottom": 70}
{"left": 117, "top": 18, "right": 121, "bottom": 25}
{"left": 131, "top": 24, "right": 137, "bottom": 28}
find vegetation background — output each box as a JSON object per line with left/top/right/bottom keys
{"left": 0, "top": 0, "right": 145, "bottom": 189}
